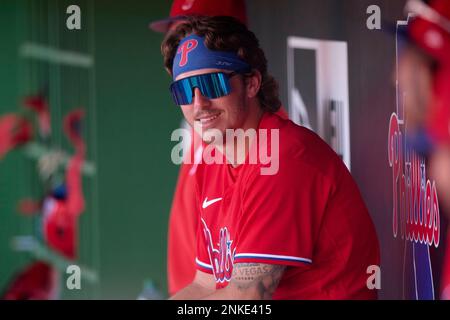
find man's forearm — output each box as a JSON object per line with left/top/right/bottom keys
{"left": 171, "top": 284, "right": 239, "bottom": 300}
{"left": 172, "top": 283, "right": 268, "bottom": 300}
{"left": 170, "top": 263, "right": 284, "bottom": 300}
{"left": 170, "top": 282, "right": 215, "bottom": 300}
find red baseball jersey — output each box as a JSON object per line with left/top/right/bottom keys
{"left": 167, "top": 109, "right": 289, "bottom": 295}
{"left": 194, "top": 112, "right": 380, "bottom": 299}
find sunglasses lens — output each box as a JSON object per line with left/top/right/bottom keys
{"left": 198, "top": 73, "right": 231, "bottom": 99}
{"left": 170, "top": 80, "right": 192, "bottom": 105}
{"left": 170, "top": 72, "right": 232, "bottom": 105}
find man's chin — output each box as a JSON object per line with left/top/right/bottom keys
{"left": 191, "top": 121, "right": 227, "bottom": 144}
{"left": 201, "top": 128, "right": 225, "bottom": 145}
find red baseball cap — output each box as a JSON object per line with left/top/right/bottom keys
{"left": 149, "top": 0, "right": 247, "bottom": 33}
{"left": 407, "top": 0, "right": 450, "bottom": 65}
{"left": 405, "top": 0, "right": 450, "bottom": 145}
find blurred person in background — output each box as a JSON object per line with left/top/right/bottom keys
{"left": 398, "top": 0, "right": 450, "bottom": 299}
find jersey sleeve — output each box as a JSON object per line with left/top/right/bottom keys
{"left": 234, "top": 155, "right": 332, "bottom": 267}
{"left": 195, "top": 218, "right": 214, "bottom": 274}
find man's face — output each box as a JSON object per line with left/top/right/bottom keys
{"left": 175, "top": 68, "right": 250, "bottom": 143}
{"left": 398, "top": 47, "right": 433, "bottom": 130}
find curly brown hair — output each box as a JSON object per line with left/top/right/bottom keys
{"left": 161, "top": 15, "right": 281, "bottom": 113}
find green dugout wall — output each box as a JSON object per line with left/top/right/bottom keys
{"left": 0, "top": 0, "right": 179, "bottom": 299}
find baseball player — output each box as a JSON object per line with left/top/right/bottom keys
{"left": 149, "top": 0, "right": 248, "bottom": 295}
{"left": 162, "top": 16, "right": 380, "bottom": 299}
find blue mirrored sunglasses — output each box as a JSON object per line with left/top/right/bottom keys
{"left": 169, "top": 71, "right": 240, "bottom": 106}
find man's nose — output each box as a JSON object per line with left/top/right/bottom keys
{"left": 192, "top": 87, "right": 211, "bottom": 109}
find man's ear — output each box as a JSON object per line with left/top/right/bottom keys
{"left": 245, "top": 70, "right": 262, "bottom": 99}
